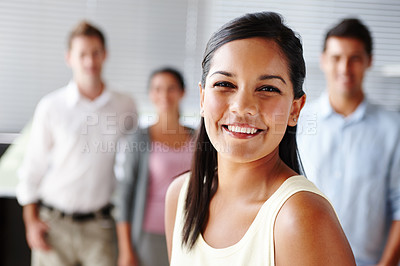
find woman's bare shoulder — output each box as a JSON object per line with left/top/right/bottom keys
{"left": 165, "top": 173, "right": 187, "bottom": 225}
{"left": 165, "top": 172, "right": 190, "bottom": 259}
{"left": 166, "top": 173, "right": 188, "bottom": 204}
{"left": 278, "top": 191, "right": 338, "bottom": 225}
{"left": 274, "top": 191, "right": 355, "bottom": 266}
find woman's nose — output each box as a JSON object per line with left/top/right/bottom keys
{"left": 229, "top": 89, "right": 258, "bottom": 116}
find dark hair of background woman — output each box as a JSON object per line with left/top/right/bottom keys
{"left": 183, "top": 11, "right": 306, "bottom": 249}
{"left": 148, "top": 67, "right": 185, "bottom": 91}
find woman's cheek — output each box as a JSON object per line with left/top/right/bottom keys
{"left": 204, "top": 93, "right": 227, "bottom": 118}
{"left": 262, "top": 102, "right": 291, "bottom": 135}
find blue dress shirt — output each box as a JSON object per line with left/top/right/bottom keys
{"left": 297, "top": 93, "right": 400, "bottom": 265}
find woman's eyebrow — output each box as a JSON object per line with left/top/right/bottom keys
{"left": 210, "top": 71, "right": 235, "bottom": 77}
{"left": 259, "top": 74, "right": 286, "bottom": 84}
{"left": 210, "top": 71, "right": 286, "bottom": 85}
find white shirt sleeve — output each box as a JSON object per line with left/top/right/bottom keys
{"left": 16, "top": 98, "right": 54, "bottom": 205}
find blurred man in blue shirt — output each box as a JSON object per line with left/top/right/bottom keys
{"left": 297, "top": 18, "right": 400, "bottom": 265}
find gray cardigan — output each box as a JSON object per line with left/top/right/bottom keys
{"left": 114, "top": 126, "right": 194, "bottom": 247}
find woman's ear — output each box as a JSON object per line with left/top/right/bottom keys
{"left": 199, "top": 82, "right": 205, "bottom": 117}
{"left": 288, "top": 94, "right": 306, "bottom": 127}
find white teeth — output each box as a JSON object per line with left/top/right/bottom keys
{"left": 227, "top": 125, "right": 258, "bottom": 134}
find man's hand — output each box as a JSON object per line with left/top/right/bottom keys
{"left": 23, "top": 204, "right": 51, "bottom": 251}
{"left": 25, "top": 218, "right": 50, "bottom": 250}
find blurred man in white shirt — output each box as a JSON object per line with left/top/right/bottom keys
{"left": 17, "top": 21, "right": 137, "bottom": 266}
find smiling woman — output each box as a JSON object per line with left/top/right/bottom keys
{"left": 165, "top": 11, "right": 356, "bottom": 266}
{"left": 200, "top": 38, "right": 298, "bottom": 162}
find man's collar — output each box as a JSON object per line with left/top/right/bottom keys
{"left": 319, "top": 91, "right": 368, "bottom": 122}
{"left": 94, "top": 87, "right": 111, "bottom": 108}
{"left": 319, "top": 92, "right": 334, "bottom": 119}
{"left": 66, "top": 80, "right": 111, "bottom": 108}
{"left": 66, "top": 81, "right": 81, "bottom": 107}
{"left": 347, "top": 99, "right": 368, "bottom": 123}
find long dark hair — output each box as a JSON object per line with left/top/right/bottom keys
{"left": 183, "top": 11, "right": 306, "bottom": 249}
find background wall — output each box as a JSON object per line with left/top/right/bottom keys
{"left": 0, "top": 0, "right": 399, "bottom": 134}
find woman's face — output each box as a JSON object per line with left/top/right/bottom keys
{"left": 149, "top": 72, "right": 184, "bottom": 114}
{"left": 200, "top": 37, "right": 305, "bottom": 163}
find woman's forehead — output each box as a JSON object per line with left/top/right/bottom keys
{"left": 208, "top": 38, "right": 290, "bottom": 80}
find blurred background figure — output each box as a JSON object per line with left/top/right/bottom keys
{"left": 297, "top": 18, "right": 400, "bottom": 265}
{"left": 16, "top": 21, "right": 137, "bottom": 266}
{"left": 114, "top": 67, "right": 195, "bottom": 266}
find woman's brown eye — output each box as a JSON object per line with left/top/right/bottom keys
{"left": 258, "top": 86, "right": 281, "bottom": 94}
{"left": 214, "top": 81, "right": 234, "bottom": 88}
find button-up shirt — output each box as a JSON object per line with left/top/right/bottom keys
{"left": 17, "top": 81, "right": 137, "bottom": 213}
{"left": 297, "top": 93, "right": 400, "bottom": 265}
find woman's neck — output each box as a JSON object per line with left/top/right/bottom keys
{"left": 216, "top": 149, "right": 294, "bottom": 201}
{"left": 150, "top": 111, "right": 190, "bottom": 147}
{"left": 155, "top": 111, "right": 181, "bottom": 130}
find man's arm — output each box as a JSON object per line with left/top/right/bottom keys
{"left": 17, "top": 100, "right": 54, "bottom": 251}
{"left": 23, "top": 203, "right": 50, "bottom": 251}
{"left": 379, "top": 125, "right": 400, "bottom": 266}
{"left": 16, "top": 99, "right": 53, "bottom": 205}
{"left": 377, "top": 220, "right": 400, "bottom": 266}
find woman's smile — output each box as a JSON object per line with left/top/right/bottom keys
{"left": 222, "top": 123, "right": 265, "bottom": 139}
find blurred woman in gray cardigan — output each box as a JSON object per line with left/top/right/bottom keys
{"left": 114, "top": 67, "right": 195, "bottom": 266}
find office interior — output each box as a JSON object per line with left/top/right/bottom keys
{"left": 0, "top": 0, "right": 399, "bottom": 265}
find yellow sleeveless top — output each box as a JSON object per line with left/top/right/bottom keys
{"left": 171, "top": 173, "right": 331, "bottom": 266}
